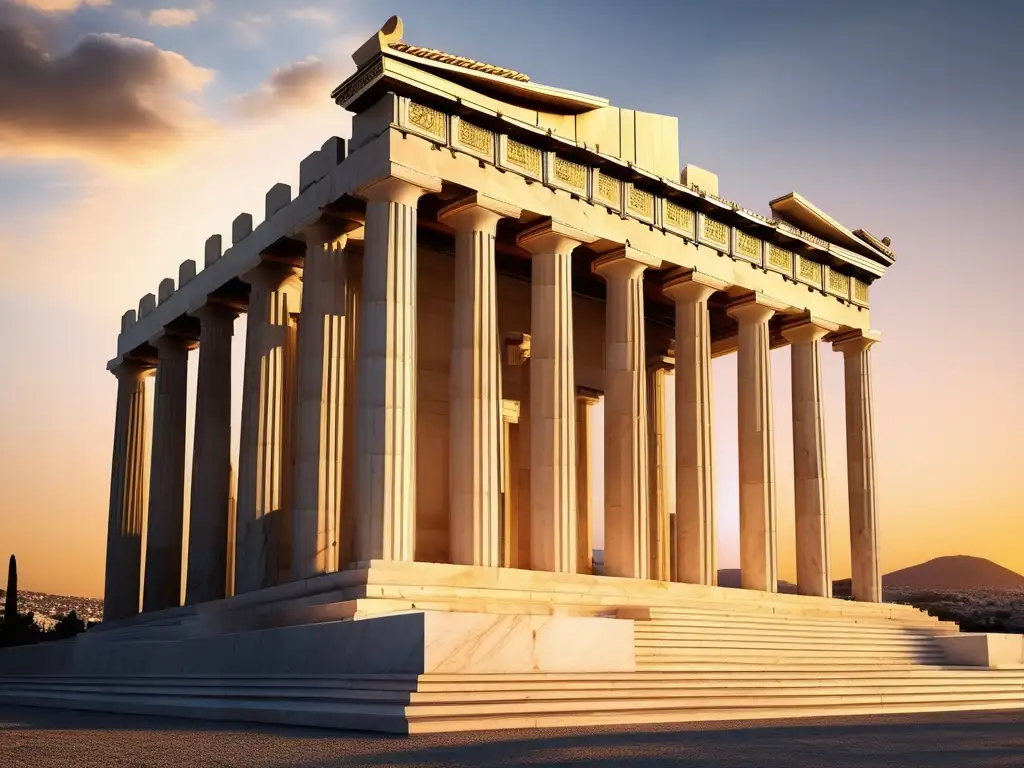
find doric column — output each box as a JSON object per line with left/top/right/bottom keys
{"left": 664, "top": 271, "right": 727, "bottom": 586}
{"left": 575, "top": 389, "right": 600, "bottom": 575}
{"left": 782, "top": 317, "right": 834, "bottom": 598}
{"left": 833, "top": 329, "right": 883, "bottom": 603}
{"left": 647, "top": 354, "right": 674, "bottom": 582}
{"left": 235, "top": 261, "right": 302, "bottom": 594}
{"left": 143, "top": 333, "right": 191, "bottom": 612}
{"left": 593, "top": 247, "right": 657, "bottom": 580}
{"left": 103, "top": 360, "right": 152, "bottom": 621}
{"left": 516, "top": 219, "right": 596, "bottom": 573}
{"left": 439, "top": 193, "right": 521, "bottom": 567}
{"left": 353, "top": 172, "right": 441, "bottom": 562}
{"left": 184, "top": 302, "right": 237, "bottom": 605}
{"left": 727, "top": 294, "right": 782, "bottom": 593}
{"left": 291, "top": 223, "right": 354, "bottom": 580}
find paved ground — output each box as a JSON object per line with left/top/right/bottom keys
{"left": 2, "top": 706, "right": 1023, "bottom": 767}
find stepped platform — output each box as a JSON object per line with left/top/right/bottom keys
{"left": 1, "top": 562, "right": 1021, "bottom": 733}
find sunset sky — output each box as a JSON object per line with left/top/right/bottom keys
{"left": 0, "top": 0, "right": 1021, "bottom": 597}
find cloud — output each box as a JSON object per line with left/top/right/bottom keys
{"left": 0, "top": 13, "right": 215, "bottom": 166}
{"left": 287, "top": 6, "right": 335, "bottom": 25}
{"left": 233, "top": 56, "right": 332, "bottom": 118}
{"left": 147, "top": 7, "right": 198, "bottom": 27}
{"left": 9, "top": 0, "right": 109, "bottom": 11}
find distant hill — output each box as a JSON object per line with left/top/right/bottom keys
{"left": 881, "top": 556, "right": 1024, "bottom": 589}
{"left": 717, "top": 569, "right": 797, "bottom": 594}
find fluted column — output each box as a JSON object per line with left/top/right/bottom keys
{"left": 516, "top": 219, "right": 595, "bottom": 573}
{"left": 292, "top": 225, "right": 352, "bottom": 580}
{"left": 439, "top": 193, "right": 521, "bottom": 567}
{"left": 664, "top": 271, "right": 727, "bottom": 586}
{"left": 235, "top": 261, "right": 302, "bottom": 594}
{"left": 575, "top": 389, "right": 600, "bottom": 575}
{"left": 727, "top": 294, "right": 780, "bottom": 593}
{"left": 143, "top": 333, "right": 191, "bottom": 612}
{"left": 594, "top": 247, "right": 656, "bottom": 579}
{"left": 103, "top": 360, "right": 152, "bottom": 621}
{"left": 353, "top": 173, "right": 440, "bottom": 562}
{"left": 647, "top": 355, "right": 674, "bottom": 581}
{"left": 184, "top": 302, "right": 237, "bottom": 605}
{"left": 782, "top": 318, "right": 833, "bottom": 598}
{"left": 834, "top": 329, "right": 882, "bottom": 603}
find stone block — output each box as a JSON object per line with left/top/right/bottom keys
{"left": 321, "top": 136, "right": 347, "bottom": 166}
{"left": 232, "top": 213, "right": 253, "bottom": 244}
{"left": 120, "top": 309, "right": 136, "bottom": 332}
{"left": 178, "top": 259, "right": 196, "bottom": 287}
{"left": 265, "top": 183, "right": 291, "bottom": 219}
{"left": 139, "top": 294, "right": 156, "bottom": 318}
{"left": 299, "top": 150, "right": 325, "bottom": 192}
{"left": 680, "top": 164, "right": 719, "bottom": 196}
{"left": 158, "top": 277, "right": 175, "bottom": 304}
{"left": 937, "top": 633, "right": 1024, "bottom": 668}
{"left": 204, "top": 234, "right": 222, "bottom": 267}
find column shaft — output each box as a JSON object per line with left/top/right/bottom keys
{"left": 784, "top": 321, "right": 832, "bottom": 598}
{"left": 185, "top": 304, "right": 236, "bottom": 605}
{"left": 597, "top": 257, "right": 650, "bottom": 579}
{"left": 292, "top": 234, "right": 349, "bottom": 579}
{"left": 730, "top": 299, "right": 779, "bottom": 593}
{"left": 647, "top": 362, "right": 674, "bottom": 581}
{"left": 575, "top": 393, "right": 599, "bottom": 575}
{"left": 235, "top": 263, "right": 301, "bottom": 593}
{"left": 665, "top": 277, "right": 721, "bottom": 586}
{"left": 103, "top": 363, "right": 150, "bottom": 621}
{"left": 836, "top": 333, "right": 882, "bottom": 602}
{"left": 354, "top": 184, "right": 422, "bottom": 562}
{"left": 143, "top": 336, "right": 190, "bottom": 612}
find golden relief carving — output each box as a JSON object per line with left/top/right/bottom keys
{"left": 334, "top": 59, "right": 384, "bottom": 105}
{"left": 553, "top": 157, "right": 586, "bottom": 191}
{"left": 736, "top": 231, "right": 762, "bottom": 261}
{"left": 853, "top": 279, "right": 869, "bottom": 303}
{"left": 408, "top": 101, "right": 446, "bottom": 140}
{"left": 664, "top": 201, "right": 695, "bottom": 235}
{"left": 828, "top": 268, "right": 850, "bottom": 294}
{"left": 701, "top": 216, "right": 729, "bottom": 247}
{"left": 798, "top": 257, "right": 822, "bottom": 283}
{"left": 627, "top": 186, "right": 654, "bottom": 219}
{"left": 506, "top": 139, "right": 541, "bottom": 175}
{"left": 768, "top": 244, "right": 793, "bottom": 271}
{"left": 597, "top": 173, "right": 620, "bottom": 205}
{"left": 458, "top": 120, "right": 493, "bottom": 154}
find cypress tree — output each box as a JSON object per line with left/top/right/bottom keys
{"left": 3, "top": 554, "right": 16, "bottom": 621}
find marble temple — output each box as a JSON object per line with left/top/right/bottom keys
{"left": 2, "top": 17, "right": 1023, "bottom": 733}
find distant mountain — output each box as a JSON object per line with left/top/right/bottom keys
{"left": 880, "top": 556, "right": 1024, "bottom": 590}
{"left": 717, "top": 569, "right": 797, "bottom": 593}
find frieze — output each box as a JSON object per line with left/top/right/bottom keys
{"left": 795, "top": 255, "right": 823, "bottom": 289}
{"left": 406, "top": 100, "right": 446, "bottom": 141}
{"left": 453, "top": 117, "right": 494, "bottom": 160}
{"left": 663, "top": 200, "right": 695, "bottom": 237}
{"left": 698, "top": 214, "right": 730, "bottom": 251}
{"left": 500, "top": 136, "right": 542, "bottom": 179}
{"left": 594, "top": 171, "right": 621, "bottom": 211}
{"left": 852, "top": 278, "right": 870, "bottom": 306}
{"left": 826, "top": 266, "right": 851, "bottom": 299}
{"left": 734, "top": 230, "right": 763, "bottom": 264}
{"left": 333, "top": 58, "right": 384, "bottom": 106}
{"left": 547, "top": 155, "right": 587, "bottom": 195}
{"left": 626, "top": 184, "right": 655, "bottom": 223}
{"left": 767, "top": 244, "right": 793, "bottom": 276}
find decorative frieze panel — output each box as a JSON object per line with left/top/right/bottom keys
{"left": 766, "top": 244, "right": 794, "bottom": 276}
{"left": 795, "top": 255, "right": 823, "bottom": 290}
{"left": 451, "top": 116, "right": 495, "bottom": 161}
{"left": 545, "top": 155, "right": 588, "bottom": 196}
{"left": 626, "top": 184, "right": 655, "bottom": 224}
{"left": 333, "top": 58, "right": 385, "bottom": 106}
{"left": 698, "top": 214, "right": 730, "bottom": 252}
{"left": 404, "top": 100, "right": 447, "bottom": 142}
{"left": 826, "top": 266, "right": 851, "bottom": 300}
{"left": 852, "top": 278, "right": 870, "bottom": 307}
{"left": 662, "top": 199, "right": 696, "bottom": 238}
{"left": 733, "top": 229, "right": 763, "bottom": 265}
{"left": 592, "top": 170, "right": 621, "bottom": 212}
{"left": 499, "top": 136, "right": 542, "bottom": 180}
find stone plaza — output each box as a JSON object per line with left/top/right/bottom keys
{"left": 1, "top": 17, "right": 1022, "bottom": 732}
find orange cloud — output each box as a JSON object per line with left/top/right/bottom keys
{"left": 147, "top": 7, "right": 198, "bottom": 27}
{"left": 10, "top": 0, "right": 109, "bottom": 11}
{"left": 233, "top": 56, "right": 332, "bottom": 118}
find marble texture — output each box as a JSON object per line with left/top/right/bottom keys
{"left": 646, "top": 357, "right": 674, "bottom": 582}
{"left": 936, "top": 633, "right": 1024, "bottom": 668}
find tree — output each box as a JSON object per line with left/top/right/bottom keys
{"left": 3, "top": 554, "right": 16, "bottom": 621}
{"left": 49, "top": 611, "right": 86, "bottom": 640}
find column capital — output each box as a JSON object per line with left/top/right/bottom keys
{"left": 727, "top": 292, "right": 787, "bottom": 325}
{"left": 188, "top": 298, "right": 240, "bottom": 326}
{"left": 576, "top": 386, "right": 601, "bottom": 406}
{"left": 149, "top": 329, "right": 196, "bottom": 355}
{"left": 647, "top": 354, "right": 675, "bottom": 373}
{"left": 504, "top": 332, "right": 531, "bottom": 365}
{"left": 592, "top": 245, "right": 660, "bottom": 280}
{"left": 662, "top": 269, "right": 728, "bottom": 304}
{"left": 516, "top": 217, "right": 596, "bottom": 256}
{"left": 781, "top": 315, "right": 839, "bottom": 345}
{"left": 439, "top": 192, "right": 521, "bottom": 234}
{"left": 832, "top": 328, "right": 881, "bottom": 356}
{"left": 241, "top": 259, "right": 302, "bottom": 292}
{"left": 357, "top": 166, "right": 442, "bottom": 207}
{"left": 107, "top": 356, "right": 154, "bottom": 380}
{"left": 304, "top": 216, "right": 361, "bottom": 248}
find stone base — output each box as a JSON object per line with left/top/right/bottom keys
{"left": 937, "top": 633, "right": 1024, "bottom": 668}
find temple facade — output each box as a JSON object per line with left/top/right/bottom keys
{"left": 102, "top": 16, "right": 894, "bottom": 623}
